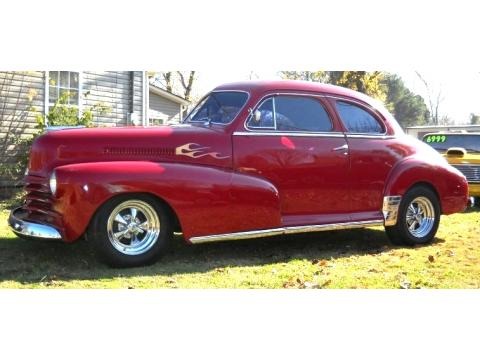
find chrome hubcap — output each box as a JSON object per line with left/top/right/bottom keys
{"left": 405, "top": 196, "right": 435, "bottom": 238}
{"left": 107, "top": 200, "right": 160, "bottom": 256}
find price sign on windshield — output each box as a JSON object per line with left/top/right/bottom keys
{"left": 425, "top": 135, "right": 447, "bottom": 143}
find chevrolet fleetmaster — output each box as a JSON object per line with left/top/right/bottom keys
{"left": 9, "top": 81, "right": 469, "bottom": 267}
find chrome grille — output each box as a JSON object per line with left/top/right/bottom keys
{"left": 452, "top": 164, "right": 480, "bottom": 183}
{"left": 103, "top": 147, "right": 175, "bottom": 156}
{"left": 24, "top": 175, "right": 55, "bottom": 214}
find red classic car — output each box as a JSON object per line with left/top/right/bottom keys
{"left": 9, "top": 80, "right": 469, "bottom": 267}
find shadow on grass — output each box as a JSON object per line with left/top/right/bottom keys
{"left": 0, "top": 225, "right": 446, "bottom": 286}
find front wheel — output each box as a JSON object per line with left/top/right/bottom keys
{"left": 386, "top": 185, "right": 440, "bottom": 246}
{"left": 88, "top": 194, "right": 173, "bottom": 267}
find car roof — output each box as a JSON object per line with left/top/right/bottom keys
{"left": 214, "top": 80, "right": 376, "bottom": 105}
{"left": 213, "top": 79, "right": 404, "bottom": 135}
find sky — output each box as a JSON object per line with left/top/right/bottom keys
{"left": 192, "top": 70, "right": 480, "bottom": 125}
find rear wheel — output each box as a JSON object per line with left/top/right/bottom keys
{"left": 88, "top": 194, "right": 172, "bottom": 267}
{"left": 386, "top": 186, "right": 440, "bottom": 246}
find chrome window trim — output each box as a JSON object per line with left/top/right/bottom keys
{"left": 272, "top": 96, "right": 277, "bottom": 130}
{"left": 346, "top": 134, "right": 396, "bottom": 140}
{"left": 243, "top": 92, "right": 334, "bottom": 133}
{"left": 189, "top": 219, "right": 384, "bottom": 244}
{"left": 233, "top": 131, "right": 345, "bottom": 138}
{"left": 185, "top": 90, "right": 250, "bottom": 126}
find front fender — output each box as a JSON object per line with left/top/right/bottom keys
{"left": 384, "top": 156, "right": 468, "bottom": 214}
{"left": 53, "top": 161, "right": 281, "bottom": 242}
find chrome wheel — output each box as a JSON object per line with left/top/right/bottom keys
{"left": 107, "top": 200, "right": 160, "bottom": 256}
{"left": 405, "top": 196, "right": 435, "bottom": 238}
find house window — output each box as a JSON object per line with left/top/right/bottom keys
{"left": 47, "top": 71, "right": 80, "bottom": 112}
{"left": 150, "top": 117, "right": 166, "bottom": 126}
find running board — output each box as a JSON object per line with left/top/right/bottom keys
{"left": 189, "top": 220, "right": 384, "bottom": 244}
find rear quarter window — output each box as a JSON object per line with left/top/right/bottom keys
{"left": 336, "top": 101, "right": 384, "bottom": 134}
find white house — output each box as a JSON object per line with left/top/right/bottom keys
{"left": 0, "top": 71, "right": 190, "bottom": 186}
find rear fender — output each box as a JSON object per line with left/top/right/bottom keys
{"left": 384, "top": 156, "right": 468, "bottom": 214}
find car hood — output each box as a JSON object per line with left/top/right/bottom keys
{"left": 28, "top": 124, "right": 232, "bottom": 177}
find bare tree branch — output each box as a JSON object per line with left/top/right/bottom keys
{"left": 163, "top": 72, "right": 173, "bottom": 93}
{"left": 415, "top": 71, "right": 443, "bottom": 125}
{"left": 177, "top": 71, "right": 195, "bottom": 101}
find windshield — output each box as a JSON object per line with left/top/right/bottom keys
{"left": 184, "top": 91, "right": 248, "bottom": 125}
{"left": 422, "top": 133, "right": 480, "bottom": 153}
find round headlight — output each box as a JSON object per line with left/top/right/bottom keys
{"left": 49, "top": 171, "right": 57, "bottom": 196}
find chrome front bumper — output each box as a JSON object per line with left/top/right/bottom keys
{"left": 8, "top": 207, "right": 62, "bottom": 240}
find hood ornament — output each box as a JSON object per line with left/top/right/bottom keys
{"left": 175, "top": 143, "right": 229, "bottom": 159}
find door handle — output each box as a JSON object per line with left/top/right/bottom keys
{"left": 332, "top": 144, "right": 349, "bottom": 152}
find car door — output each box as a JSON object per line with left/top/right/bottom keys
{"left": 233, "top": 93, "right": 351, "bottom": 226}
{"left": 332, "top": 98, "right": 401, "bottom": 221}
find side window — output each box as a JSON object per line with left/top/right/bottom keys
{"left": 246, "top": 96, "right": 332, "bottom": 132}
{"left": 336, "top": 101, "right": 384, "bottom": 134}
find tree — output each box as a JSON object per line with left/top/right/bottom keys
{"left": 470, "top": 113, "right": 480, "bottom": 125}
{"left": 327, "top": 71, "right": 387, "bottom": 102}
{"left": 382, "top": 74, "right": 429, "bottom": 128}
{"left": 279, "top": 71, "right": 327, "bottom": 82}
{"left": 177, "top": 71, "right": 196, "bottom": 101}
{"left": 248, "top": 71, "right": 259, "bottom": 80}
{"left": 279, "top": 71, "right": 387, "bottom": 101}
{"left": 153, "top": 71, "right": 196, "bottom": 101}
{"left": 415, "top": 71, "right": 444, "bottom": 125}
{"left": 161, "top": 72, "right": 173, "bottom": 93}
{"left": 278, "top": 71, "right": 431, "bottom": 128}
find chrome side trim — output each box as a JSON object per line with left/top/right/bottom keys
{"left": 46, "top": 125, "right": 86, "bottom": 132}
{"left": 8, "top": 208, "right": 62, "bottom": 240}
{"left": 346, "top": 134, "right": 396, "bottom": 140}
{"left": 189, "top": 220, "right": 384, "bottom": 244}
{"left": 233, "top": 131, "right": 395, "bottom": 140}
{"left": 382, "top": 196, "right": 402, "bottom": 226}
{"left": 233, "top": 131, "right": 345, "bottom": 138}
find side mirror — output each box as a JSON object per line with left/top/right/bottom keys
{"left": 248, "top": 108, "right": 262, "bottom": 124}
{"left": 254, "top": 110, "right": 262, "bottom": 123}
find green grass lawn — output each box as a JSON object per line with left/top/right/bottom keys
{"left": 1, "top": 197, "right": 479, "bottom": 289}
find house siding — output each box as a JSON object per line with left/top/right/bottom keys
{"left": 82, "top": 71, "right": 144, "bottom": 126}
{"left": 149, "top": 92, "right": 181, "bottom": 124}
{"left": 0, "top": 71, "right": 45, "bottom": 186}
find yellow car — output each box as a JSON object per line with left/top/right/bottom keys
{"left": 423, "top": 132, "right": 480, "bottom": 203}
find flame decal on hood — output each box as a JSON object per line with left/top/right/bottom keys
{"left": 175, "top": 143, "right": 230, "bottom": 159}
